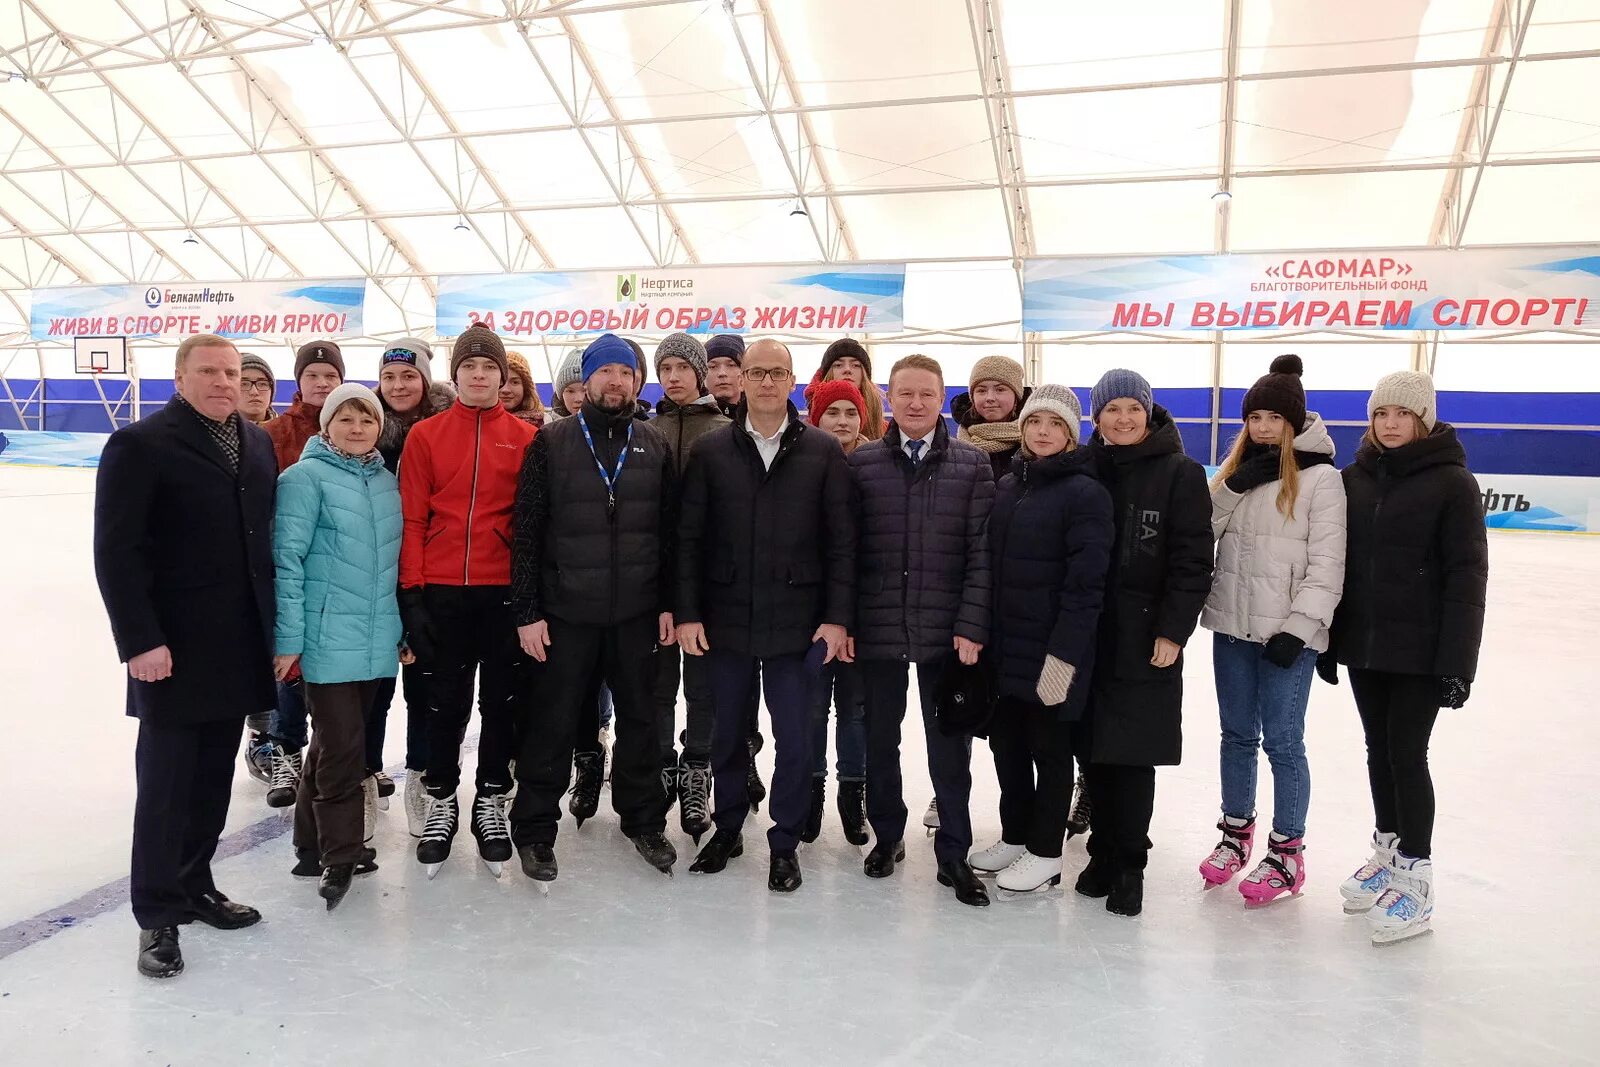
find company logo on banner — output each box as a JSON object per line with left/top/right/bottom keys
{"left": 437, "top": 264, "right": 906, "bottom": 337}
{"left": 30, "top": 279, "right": 366, "bottom": 340}
{"left": 1023, "top": 247, "right": 1600, "bottom": 333}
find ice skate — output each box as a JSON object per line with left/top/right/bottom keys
{"left": 1340, "top": 831, "right": 1399, "bottom": 914}
{"left": 745, "top": 734, "right": 766, "bottom": 813}
{"left": 996, "top": 850, "right": 1063, "bottom": 894}
{"left": 678, "top": 755, "right": 712, "bottom": 844}
{"left": 243, "top": 732, "right": 272, "bottom": 785}
{"left": 266, "top": 744, "right": 302, "bottom": 808}
{"left": 661, "top": 755, "right": 681, "bottom": 813}
{"left": 569, "top": 752, "right": 603, "bottom": 828}
{"left": 598, "top": 724, "right": 613, "bottom": 782}
{"left": 372, "top": 770, "right": 394, "bottom": 812}
{"left": 292, "top": 846, "right": 376, "bottom": 879}
{"left": 362, "top": 775, "right": 378, "bottom": 844}
{"left": 518, "top": 843, "right": 557, "bottom": 893}
{"left": 968, "top": 839, "right": 1025, "bottom": 875}
{"left": 1065, "top": 772, "right": 1091, "bottom": 840}
{"left": 319, "top": 864, "right": 354, "bottom": 911}
{"left": 403, "top": 769, "right": 428, "bottom": 838}
{"left": 689, "top": 829, "right": 744, "bottom": 874}
{"left": 1369, "top": 854, "right": 1434, "bottom": 946}
{"left": 1239, "top": 832, "right": 1305, "bottom": 907}
{"left": 801, "top": 777, "right": 825, "bottom": 844}
{"left": 922, "top": 797, "right": 939, "bottom": 837}
{"left": 416, "top": 794, "right": 459, "bottom": 879}
{"left": 631, "top": 832, "right": 677, "bottom": 876}
{"left": 470, "top": 788, "right": 513, "bottom": 877}
{"left": 836, "top": 779, "right": 868, "bottom": 847}
{"left": 1199, "top": 815, "right": 1256, "bottom": 888}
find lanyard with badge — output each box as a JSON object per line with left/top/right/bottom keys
{"left": 578, "top": 414, "right": 632, "bottom": 518}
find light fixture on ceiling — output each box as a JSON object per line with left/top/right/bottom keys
{"left": 789, "top": 198, "right": 808, "bottom": 218}
{"left": 453, "top": 216, "right": 471, "bottom": 234}
{"left": 4, "top": 71, "right": 26, "bottom": 85}
{"left": 312, "top": 32, "right": 334, "bottom": 49}
{"left": 1211, "top": 188, "right": 1233, "bottom": 203}
{"left": 182, "top": 231, "right": 199, "bottom": 247}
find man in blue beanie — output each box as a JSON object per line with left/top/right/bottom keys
{"left": 704, "top": 334, "right": 746, "bottom": 418}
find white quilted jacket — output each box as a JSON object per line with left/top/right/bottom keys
{"left": 1201, "top": 413, "right": 1347, "bottom": 652}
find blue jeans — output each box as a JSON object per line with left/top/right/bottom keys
{"left": 1212, "top": 635, "right": 1315, "bottom": 838}
{"left": 810, "top": 662, "right": 866, "bottom": 781}
{"left": 270, "top": 679, "right": 308, "bottom": 752}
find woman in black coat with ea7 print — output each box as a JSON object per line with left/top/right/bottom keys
{"left": 969, "top": 385, "right": 1113, "bottom": 895}
{"left": 1074, "top": 369, "right": 1215, "bottom": 918}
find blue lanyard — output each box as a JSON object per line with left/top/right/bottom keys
{"left": 577, "top": 413, "right": 632, "bottom": 510}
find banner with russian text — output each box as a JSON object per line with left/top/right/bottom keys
{"left": 436, "top": 264, "right": 906, "bottom": 337}
{"left": 30, "top": 279, "right": 366, "bottom": 340}
{"left": 1023, "top": 248, "right": 1600, "bottom": 333}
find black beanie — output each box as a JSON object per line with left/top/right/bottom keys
{"left": 1241, "top": 354, "right": 1307, "bottom": 433}
{"left": 819, "top": 337, "right": 871, "bottom": 381}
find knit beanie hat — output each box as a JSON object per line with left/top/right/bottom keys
{"left": 582, "top": 333, "right": 636, "bottom": 383}
{"left": 294, "top": 339, "right": 345, "bottom": 383}
{"left": 705, "top": 334, "right": 745, "bottom": 365}
{"left": 318, "top": 382, "right": 384, "bottom": 432}
{"left": 239, "top": 352, "right": 275, "bottom": 392}
{"left": 1241, "top": 354, "right": 1307, "bottom": 433}
{"left": 622, "top": 337, "right": 648, "bottom": 382}
{"left": 451, "top": 323, "right": 509, "bottom": 384}
{"left": 1090, "top": 368, "right": 1154, "bottom": 420}
{"left": 505, "top": 351, "right": 536, "bottom": 397}
{"left": 968, "top": 355, "right": 1024, "bottom": 401}
{"left": 1368, "top": 370, "right": 1438, "bottom": 431}
{"left": 654, "top": 332, "right": 708, "bottom": 389}
{"left": 554, "top": 348, "right": 584, "bottom": 393}
{"left": 819, "top": 337, "right": 871, "bottom": 381}
{"left": 1018, "top": 383, "right": 1083, "bottom": 448}
{"left": 806, "top": 378, "right": 868, "bottom": 428}
{"left": 380, "top": 337, "right": 434, "bottom": 386}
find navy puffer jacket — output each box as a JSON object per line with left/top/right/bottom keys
{"left": 989, "top": 445, "right": 1114, "bottom": 718}
{"left": 849, "top": 420, "right": 994, "bottom": 662}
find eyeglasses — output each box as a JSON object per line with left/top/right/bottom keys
{"left": 742, "top": 367, "right": 793, "bottom": 383}
{"left": 239, "top": 379, "right": 273, "bottom": 393}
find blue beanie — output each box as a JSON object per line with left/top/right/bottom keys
{"left": 1090, "top": 368, "right": 1153, "bottom": 420}
{"left": 582, "top": 333, "right": 635, "bottom": 383}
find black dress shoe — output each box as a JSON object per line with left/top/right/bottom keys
{"left": 1075, "top": 854, "right": 1115, "bottom": 898}
{"left": 863, "top": 840, "right": 905, "bottom": 878}
{"left": 768, "top": 851, "right": 802, "bottom": 893}
{"left": 936, "top": 860, "right": 991, "bottom": 907}
{"left": 137, "top": 926, "right": 183, "bottom": 979}
{"left": 689, "top": 830, "right": 744, "bottom": 874}
{"left": 188, "top": 891, "right": 261, "bottom": 930}
{"left": 1106, "top": 870, "right": 1144, "bottom": 917}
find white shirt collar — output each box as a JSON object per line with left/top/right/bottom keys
{"left": 903, "top": 426, "right": 936, "bottom": 453}
{"left": 744, "top": 414, "right": 788, "bottom": 443}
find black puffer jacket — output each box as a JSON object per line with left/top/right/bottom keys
{"left": 1082, "top": 406, "right": 1214, "bottom": 765}
{"left": 511, "top": 401, "right": 675, "bottom": 627}
{"left": 849, "top": 420, "right": 994, "bottom": 663}
{"left": 1330, "top": 424, "right": 1487, "bottom": 679}
{"left": 990, "top": 446, "right": 1114, "bottom": 718}
{"left": 377, "top": 381, "right": 455, "bottom": 474}
{"left": 677, "top": 401, "right": 856, "bottom": 658}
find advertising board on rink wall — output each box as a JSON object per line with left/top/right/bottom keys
{"left": 436, "top": 263, "right": 907, "bottom": 337}
{"left": 1022, "top": 247, "right": 1600, "bottom": 333}
{"left": 30, "top": 279, "right": 366, "bottom": 340}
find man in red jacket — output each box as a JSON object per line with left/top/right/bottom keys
{"left": 398, "top": 323, "right": 537, "bottom": 878}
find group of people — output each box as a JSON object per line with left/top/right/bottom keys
{"left": 93, "top": 327, "right": 1486, "bottom": 980}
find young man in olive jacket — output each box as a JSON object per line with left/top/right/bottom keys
{"left": 675, "top": 339, "right": 856, "bottom": 892}
{"left": 510, "top": 334, "right": 679, "bottom": 880}
{"left": 848, "top": 355, "right": 995, "bottom": 907}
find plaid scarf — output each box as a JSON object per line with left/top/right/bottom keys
{"left": 175, "top": 393, "right": 241, "bottom": 472}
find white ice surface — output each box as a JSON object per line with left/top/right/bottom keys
{"left": 1, "top": 465, "right": 1597, "bottom": 1065}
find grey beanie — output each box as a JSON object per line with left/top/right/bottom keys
{"left": 1090, "top": 368, "right": 1153, "bottom": 420}
{"left": 1019, "top": 383, "right": 1084, "bottom": 448}
{"left": 238, "top": 352, "right": 274, "bottom": 391}
{"left": 654, "top": 332, "right": 709, "bottom": 389}
{"left": 380, "top": 336, "right": 434, "bottom": 386}
{"left": 554, "top": 348, "right": 584, "bottom": 394}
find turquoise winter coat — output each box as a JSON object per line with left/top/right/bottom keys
{"left": 273, "top": 434, "right": 403, "bottom": 684}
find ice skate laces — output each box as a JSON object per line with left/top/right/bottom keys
{"left": 473, "top": 793, "right": 509, "bottom": 840}
{"left": 422, "top": 797, "right": 457, "bottom": 842}
{"left": 680, "top": 765, "right": 711, "bottom": 823}
{"left": 269, "top": 748, "right": 299, "bottom": 791}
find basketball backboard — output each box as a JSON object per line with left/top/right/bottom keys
{"left": 74, "top": 336, "right": 129, "bottom": 375}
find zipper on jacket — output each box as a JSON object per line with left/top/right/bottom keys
{"left": 464, "top": 409, "right": 483, "bottom": 585}
{"left": 609, "top": 418, "right": 619, "bottom": 621}
{"left": 1363, "top": 457, "right": 1387, "bottom": 667}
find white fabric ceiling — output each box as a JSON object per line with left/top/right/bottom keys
{"left": 0, "top": 0, "right": 1597, "bottom": 350}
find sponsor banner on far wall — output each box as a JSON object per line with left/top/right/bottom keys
{"left": 437, "top": 263, "right": 906, "bottom": 337}
{"left": 1023, "top": 246, "right": 1600, "bottom": 333}
{"left": 30, "top": 279, "right": 366, "bottom": 340}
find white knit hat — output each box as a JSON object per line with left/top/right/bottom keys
{"left": 319, "top": 382, "right": 384, "bottom": 432}
{"left": 1018, "top": 383, "right": 1083, "bottom": 447}
{"left": 1368, "top": 371, "right": 1437, "bottom": 431}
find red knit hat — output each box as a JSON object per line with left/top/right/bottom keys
{"left": 807, "top": 378, "right": 867, "bottom": 427}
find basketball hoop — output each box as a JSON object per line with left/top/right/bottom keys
{"left": 74, "top": 336, "right": 128, "bottom": 376}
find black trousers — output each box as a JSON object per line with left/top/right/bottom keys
{"left": 860, "top": 656, "right": 974, "bottom": 865}
{"left": 420, "top": 585, "right": 529, "bottom": 797}
{"left": 1349, "top": 668, "right": 1441, "bottom": 859}
{"left": 131, "top": 717, "right": 240, "bottom": 929}
{"left": 294, "top": 680, "right": 380, "bottom": 866}
{"left": 653, "top": 644, "right": 717, "bottom": 761}
{"left": 988, "top": 699, "right": 1079, "bottom": 859}
{"left": 1084, "top": 762, "right": 1156, "bottom": 872}
{"left": 368, "top": 660, "right": 428, "bottom": 772}
{"left": 707, "top": 650, "right": 812, "bottom": 854}
{"left": 511, "top": 613, "right": 666, "bottom": 844}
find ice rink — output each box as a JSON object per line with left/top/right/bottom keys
{"left": 1, "top": 463, "right": 1596, "bottom": 1066}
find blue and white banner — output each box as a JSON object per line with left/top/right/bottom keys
{"left": 1023, "top": 247, "right": 1600, "bottom": 333}
{"left": 31, "top": 279, "right": 366, "bottom": 341}
{"left": 437, "top": 264, "right": 906, "bottom": 337}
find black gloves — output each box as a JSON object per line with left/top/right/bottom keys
{"left": 1316, "top": 652, "right": 1339, "bottom": 685}
{"left": 1439, "top": 675, "right": 1471, "bottom": 709}
{"left": 1263, "top": 632, "right": 1306, "bottom": 669}
{"left": 1225, "top": 450, "right": 1280, "bottom": 494}
{"left": 398, "top": 587, "right": 437, "bottom": 665}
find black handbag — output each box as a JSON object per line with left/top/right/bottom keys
{"left": 934, "top": 650, "right": 997, "bottom": 738}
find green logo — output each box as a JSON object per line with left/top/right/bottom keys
{"left": 616, "top": 273, "right": 637, "bottom": 301}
